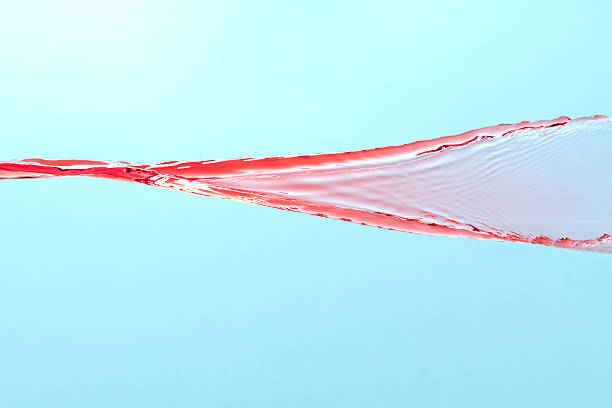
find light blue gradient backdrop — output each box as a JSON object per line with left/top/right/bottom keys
{"left": 1, "top": 1, "right": 611, "bottom": 406}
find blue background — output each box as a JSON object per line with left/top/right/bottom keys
{"left": 1, "top": 1, "right": 611, "bottom": 406}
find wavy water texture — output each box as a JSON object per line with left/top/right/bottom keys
{"left": 2, "top": 115, "right": 611, "bottom": 252}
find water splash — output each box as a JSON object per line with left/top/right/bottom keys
{"left": 2, "top": 115, "right": 611, "bottom": 252}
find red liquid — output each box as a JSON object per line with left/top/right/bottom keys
{"left": 2, "top": 115, "right": 611, "bottom": 252}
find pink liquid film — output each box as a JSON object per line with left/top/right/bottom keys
{"left": 2, "top": 115, "right": 611, "bottom": 252}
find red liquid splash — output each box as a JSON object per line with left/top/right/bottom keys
{"left": 2, "top": 115, "right": 611, "bottom": 252}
